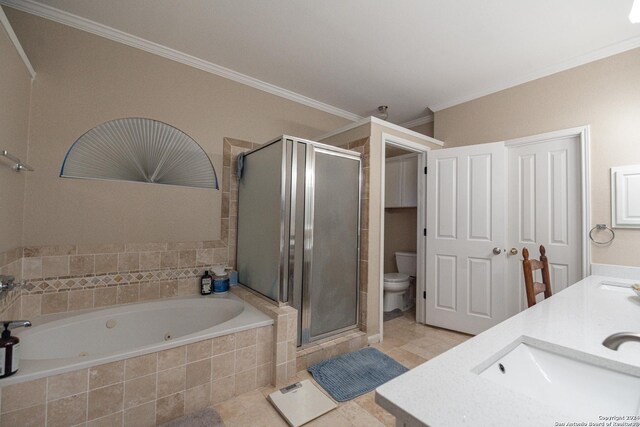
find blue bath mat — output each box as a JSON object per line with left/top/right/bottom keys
{"left": 307, "top": 347, "right": 408, "bottom": 401}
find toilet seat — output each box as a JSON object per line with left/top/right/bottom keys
{"left": 383, "top": 273, "right": 411, "bottom": 292}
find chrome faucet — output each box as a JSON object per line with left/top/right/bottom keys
{"left": 0, "top": 275, "right": 18, "bottom": 294}
{"left": 602, "top": 332, "right": 640, "bottom": 350}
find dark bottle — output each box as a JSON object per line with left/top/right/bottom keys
{"left": 200, "top": 271, "right": 212, "bottom": 295}
{"left": 0, "top": 320, "right": 31, "bottom": 378}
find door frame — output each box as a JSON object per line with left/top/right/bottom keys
{"left": 379, "top": 133, "right": 430, "bottom": 343}
{"left": 502, "top": 125, "right": 592, "bottom": 278}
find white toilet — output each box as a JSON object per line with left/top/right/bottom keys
{"left": 383, "top": 252, "right": 416, "bottom": 312}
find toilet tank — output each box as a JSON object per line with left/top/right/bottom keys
{"left": 395, "top": 252, "right": 417, "bottom": 276}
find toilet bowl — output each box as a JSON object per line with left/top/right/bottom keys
{"left": 383, "top": 252, "right": 416, "bottom": 312}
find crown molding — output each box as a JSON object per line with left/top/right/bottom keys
{"left": 430, "top": 34, "right": 640, "bottom": 111}
{"left": 0, "top": 0, "right": 363, "bottom": 122}
{"left": 400, "top": 114, "right": 434, "bottom": 129}
{"left": 0, "top": 5, "right": 35, "bottom": 78}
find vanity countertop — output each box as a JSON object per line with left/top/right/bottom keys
{"left": 375, "top": 274, "right": 640, "bottom": 426}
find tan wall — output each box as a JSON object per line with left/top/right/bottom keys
{"left": 0, "top": 14, "right": 31, "bottom": 254}
{"left": 6, "top": 9, "right": 349, "bottom": 247}
{"left": 384, "top": 208, "right": 417, "bottom": 273}
{"left": 435, "top": 48, "right": 640, "bottom": 267}
{"left": 409, "top": 121, "right": 434, "bottom": 137}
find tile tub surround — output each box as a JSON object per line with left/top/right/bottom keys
{"left": 0, "top": 326, "right": 274, "bottom": 426}
{"left": 0, "top": 247, "right": 23, "bottom": 321}
{"left": 230, "top": 285, "right": 298, "bottom": 386}
{"left": 375, "top": 275, "right": 640, "bottom": 426}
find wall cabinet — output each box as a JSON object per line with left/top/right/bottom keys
{"left": 385, "top": 153, "right": 418, "bottom": 208}
{"left": 611, "top": 164, "right": 640, "bottom": 228}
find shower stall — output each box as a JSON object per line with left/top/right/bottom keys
{"left": 236, "top": 136, "right": 361, "bottom": 346}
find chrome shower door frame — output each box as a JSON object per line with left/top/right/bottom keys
{"left": 300, "top": 145, "right": 362, "bottom": 345}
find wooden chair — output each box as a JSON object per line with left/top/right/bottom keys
{"left": 522, "top": 245, "right": 552, "bottom": 308}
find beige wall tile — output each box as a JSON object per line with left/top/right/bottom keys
{"left": 178, "top": 278, "right": 199, "bottom": 296}
{"left": 155, "top": 391, "right": 184, "bottom": 425}
{"left": 235, "top": 368, "right": 257, "bottom": 395}
{"left": 0, "top": 378, "right": 46, "bottom": 413}
{"left": 87, "top": 382, "right": 124, "bottom": 421}
{"left": 186, "top": 359, "right": 211, "bottom": 389}
{"left": 22, "top": 258, "right": 42, "bottom": 280}
{"left": 124, "top": 373, "right": 156, "bottom": 409}
{"left": 68, "top": 289, "right": 94, "bottom": 311}
{"left": 157, "top": 366, "right": 186, "bottom": 398}
{"left": 256, "top": 340, "right": 273, "bottom": 365}
{"left": 276, "top": 341, "right": 287, "bottom": 365}
{"left": 275, "top": 363, "right": 287, "bottom": 386}
{"left": 70, "top": 255, "right": 95, "bottom": 276}
{"left": 185, "top": 382, "right": 211, "bottom": 414}
{"left": 179, "top": 250, "right": 196, "bottom": 267}
{"left": 124, "top": 401, "right": 155, "bottom": 427}
{"left": 77, "top": 243, "right": 125, "bottom": 255}
{"left": 211, "top": 334, "right": 235, "bottom": 356}
{"left": 21, "top": 294, "right": 41, "bottom": 318}
{"left": 87, "top": 410, "right": 123, "bottom": 427}
{"left": 90, "top": 361, "right": 124, "bottom": 389}
{"left": 118, "top": 252, "right": 139, "bottom": 272}
{"left": 256, "top": 326, "right": 273, "bottom": 344}
{"left": 187, "top": 340, "right": 211, "bottom": 362}
{"left": 0, "top": 404, "right": 46, "bottom": 427}
{"left": 95, "top": 253, "right": 118, "bottom": 274}
{"left": 47, "top": 369, "right": 88, "bottom": 401}
{"left": 159, "top": 280, "right": 178, "bottom": 298}
{"left": 125, "top": 242, "right": 167, "bottom": 252}
{"left": 41, "top": 291, "right": 69, "bottom": 315}
{"left": 42, "top": 256, "right": 69, "bottom": 278}
{"left": 138, "top": 282, "right": 159, "bottom": 301}
{"left": 195, "top": 249, "right": 213, "bottom": 266}
{"left": 139, "top": 252, "right": 161, "bottom": 270}
{"left": 117, "top": 284, "right": 139, "bottom": 304}
{"left": 211, "top": 353, "right": 235, "bottom": 381}
{"left": 46, "top": 392, "right": 87, "bottom": 427}
{"left": 160, "top": 251, "right": 179, "bottom": 268}
{"left": 125, "top": 353, "right": 157, "bottom": 380}
{"left": 235, "top": 345, "right": 257, "bottom": 373}
{"left": 235, "top": 329, "right": 257, "bottom": 349}
{"left": 257, "top": 363, "right": 273, "bottom": 388}
{"left": 94, "top": 287, "right": 117, "bottom": 308}
{"left": 210, "top": 376, "right": 235, "bottom": 405}
{"left": 157, "top": 346, "right": 185, "bottom": 371}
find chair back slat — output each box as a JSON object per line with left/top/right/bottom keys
{"left": 522, "top": 246, "right": 553, "bottom": 308}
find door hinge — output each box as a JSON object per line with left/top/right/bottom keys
{"left": 423, "top": 291, "right": 426, "bottom": 299}
{"left": 424, "top": 166, "right": 427, "bottom": 174}
{"left": 423, "top": 228, "right": 427, "bottom": 236}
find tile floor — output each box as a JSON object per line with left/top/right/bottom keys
{"left": 212, "top": 310, "right": 470, "bottom": 426}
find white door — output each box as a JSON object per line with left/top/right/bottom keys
{"left": 506, "top": 136, "right": 582, "bottom": 314}
{"left": 425, "top": 142, "right": 507, "bottom": 335}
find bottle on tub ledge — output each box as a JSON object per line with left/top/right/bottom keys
{"left": 0, "top": 320, "right": 31, "bottom": 378}
{"left": 212, "top": 265, "right": 230, "bottom": 294}
{"left": 200, "top": 270, "right": 213, "bottom": 295}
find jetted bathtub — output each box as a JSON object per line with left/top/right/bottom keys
{"left": 4, "top": 292, "right": 273, "bottom": 385}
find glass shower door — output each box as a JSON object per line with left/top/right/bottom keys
{"left": 302, "top": 146, "right": 361, "bottom": 343}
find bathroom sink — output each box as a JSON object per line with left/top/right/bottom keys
{"left": 599, "top": 280, "right": 636, "bottom": 294}
{"left": 478, "top": 342, "right": 640, "bottom": 415}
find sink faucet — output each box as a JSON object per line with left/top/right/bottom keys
{"left": 602, "top": 332, "right": 640, "bottom": 350}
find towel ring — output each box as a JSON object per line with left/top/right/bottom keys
{"left": 589, "top": 224, "right": 615, "bottom": 245}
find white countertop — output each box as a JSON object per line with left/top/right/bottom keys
{"left": 376, "top": 273, "right": 640, "bottom": 426}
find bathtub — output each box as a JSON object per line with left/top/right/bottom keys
{"left": 3, "top": 293, "right": 273, "bottom": 385}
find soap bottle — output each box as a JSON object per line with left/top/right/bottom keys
{"left": 0, "top": 320, "right": 31, "bottom": 378}
{"left": 200, "top": 271, "right": 212, "bottom": 295}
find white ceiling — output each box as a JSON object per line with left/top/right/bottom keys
{"left": 5, "top": 0, "right": 640, "bottom": 124}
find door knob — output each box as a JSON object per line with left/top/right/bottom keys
{"left": 492, "top": 247, "right": 503, "bottom": 255}
{"left": 509, "top": 248, "right": 518, "bottom": 255}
